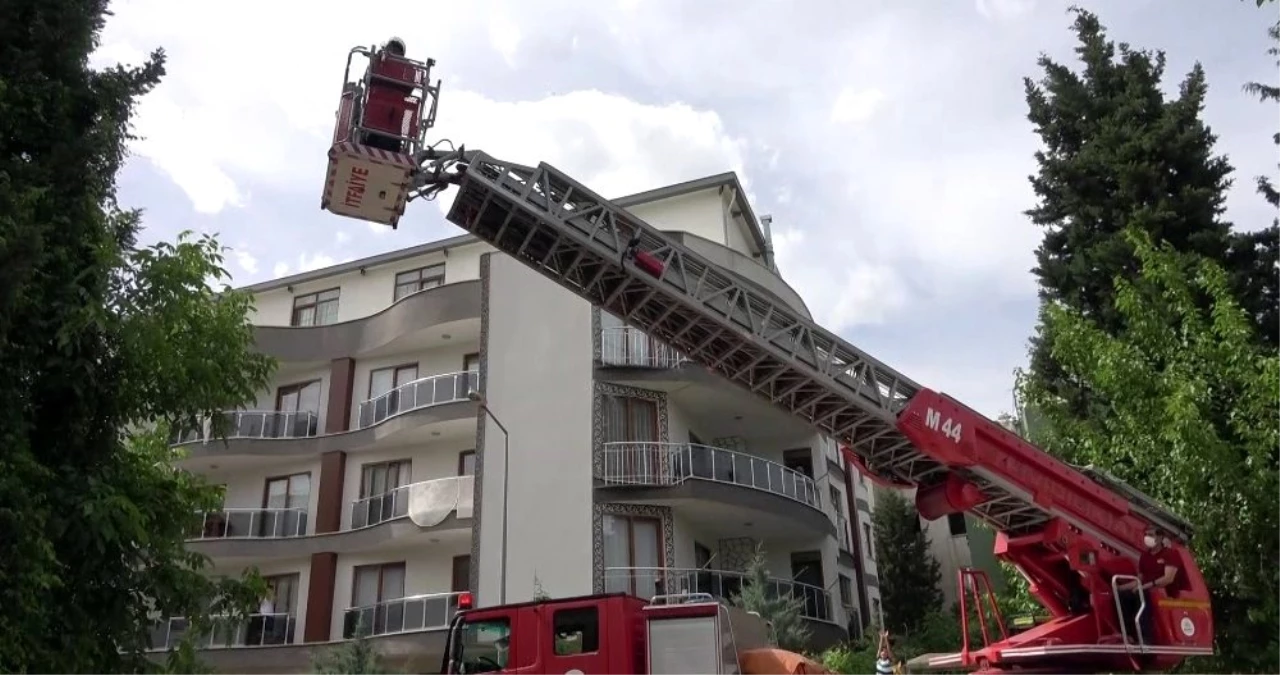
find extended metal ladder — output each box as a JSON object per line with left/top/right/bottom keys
{"left": 444, "top": 153, "right": 1055, "bottom": 536}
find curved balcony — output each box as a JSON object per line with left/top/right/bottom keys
{"left": 603, "top": 566, "right": 834, "bottom": 623}
{"left": 596, "top": 442, "right": 833, "bottom": 538}
{"left": 599, "top": 327, "right": 689, "bottom": 369}
{"left": 187, "top": 507, "right": 309, "bottom": 541}
{"left": 342, "top": 592, "right": 463, "bottom": 639}
{"left": 253, "top": 279, "right": 481, "bottom": 361}
{"left": 171, "top": 410, "right": 319, "bottom": 446}
{"left": 349, "top": 475, "right": 475, "bottom": 530}
{"left": 358, "top": 371, "right": 479, "bottom": 429}
{"left": 147, "top": 612, "right": 296, "bottom": 651}
{"left": 600, "top": 442, "right": 821, "bottom": 507}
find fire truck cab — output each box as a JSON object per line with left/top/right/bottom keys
{"left": 440, "top": 592, "right": 775, "bottom": 675}
{"left": 320, "top": 39, "right": 441, "bottom": 229}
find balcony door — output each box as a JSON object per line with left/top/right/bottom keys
{"left": 357, "top": 460, "right": 411, "bottom": 527}
{"left": 601, "top": 394, "right": 660, "bottom": 482}
{"left": 350, "top": 562, "right": 406, "bottom": 637}
{"left": 601, "top": 311, "right": 659, "bottom": 366}
{"left": 254, "top": 573, "right": 299, "bottom": 646}
{"left": 262, "top": 473, "right": 310, "bottom": 537}
{"left": 602, "top": 514, "right": 662, "bottom": 600}
{"left": 275, "top": 380, "right": 321, "bottom": 438}
{"left": 368, "top": 364, "right": 419, "bottom": 423}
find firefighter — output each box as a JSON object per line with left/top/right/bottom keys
{"left": 1116, "top": 527, "right": 1178, "bottom": 643}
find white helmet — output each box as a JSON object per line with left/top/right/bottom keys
{"left": 385, "top": 37, "right": 407, "bottom": 57}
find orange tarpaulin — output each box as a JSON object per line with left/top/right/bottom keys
{"left": 739, "top": 648, "right": 834, "bottom": 674}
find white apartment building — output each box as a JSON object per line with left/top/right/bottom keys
{"left": 149, "top": 173, "right": 888, "bottom": 672}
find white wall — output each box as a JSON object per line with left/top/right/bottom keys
{"left": 329, "top": 541, "right": 471, "bottom": 639}
{"left": 248, "top": 242, "right": 492, "bottom": 326}
{"left": 477, "top": 254, "right": 594, "bottom": 606}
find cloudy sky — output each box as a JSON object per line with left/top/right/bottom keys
{"left": 92, "top": 0, "right": 1276, "bottom": 418}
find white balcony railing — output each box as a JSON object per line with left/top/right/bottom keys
{"left": 358, "top": 371, "right": 479, "bottom": 428}
{"left": 598, "top": 442, "right": 821, "bottom": 510}
{"left": 349, "top": 475, "right": 475, "bottom": 530}
{"left": 147, "top": 612, "right": 296, "bottom": 651}
{"left": 170, "top": 410, "right": 319, "bottom": 445}
{"left": 604, "top": 567, "right": 834, "bottom": 622}
{"left": 599, "top": 327, "right": 689, "bottom": 368}
{"left": 342, "top": 592, "right": 463, "bottom": 638}
{"left": 187, "top": 508, "right": 309, "bottom": 540}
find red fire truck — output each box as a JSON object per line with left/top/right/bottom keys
{"left": 320, "top": 42, "right": 1215, "bottom": 675}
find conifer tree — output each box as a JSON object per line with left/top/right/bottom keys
{"left": 731, "top": 546, "right": 812, "bottom": 652}
{"left": 871, "top": 490, "right": 943, "bottom": 634}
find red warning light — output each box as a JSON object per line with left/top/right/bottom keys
{"left": 458, "top": 592, "right": 474, "bottom": 610}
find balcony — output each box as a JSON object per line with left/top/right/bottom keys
{"left": 171, "top": 410, "right": 319, "bottom": 445}
{"left": 599, "top": 326, "right": 689, "bottom": 368}
{"left": 599, "top": 442, "right": 822, "bottom": 510}
{"left": 342, "top": 592, "right": 462, "bottom": 639}
{"left": 147, "top": 613, "right": 296, "bottom": 651}
{"left": 359, "top": 371, "right": 479, "bottom": 429}
{"left": 349, "top": 475, "right": 475, "bottom": 530}
{"left": 188, "top": 508, "right": 309, "bottom": 540}
{"left": 603, "top": 566, "right": 834, "bottom": 623}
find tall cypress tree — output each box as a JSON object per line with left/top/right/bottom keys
{"left": 1021, "top": 8, "right": 1244, "bottom": 420}
{"left": 872, "top": 489, "right": 943, "bottom": 635}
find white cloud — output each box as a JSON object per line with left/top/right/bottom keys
{"left": 335, "top": 231, "right": 352, "bottom": 245}
{"left": 272, "top": 262, "right": 290, "bottom": 278}
{"left": 298, "top": 252, "right": 336, "bottom": 273}
{"left": 772, "top": 226, "right": 909, "bottom": 332}
{"left": 488, "top": 14, "right": 522, "bottom": 67}
{"left": 430, "top": 89, "right": 749, "bottom": 216}
{"left": 830, "top": 87, "right": 887, "bottom": 125}
{"left": 233, "top": 249, "right": 259, "bottom": 275}
{"left": 975, "top": 0, "right": 1037, "bottom": 21}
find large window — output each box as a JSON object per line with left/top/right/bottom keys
{"left": 601, "top": 394, "right": 660, "bottom": 481}
{"left": 274, "top": 380, "right": 322, "bottom": 437}
{"left": 394, "top": 264, "right": 445, "bottom": 301}
{"left": 369, "top": 364, "right": 419, "bottom": 400}
{"left": 355, "top": 460, "right": 411, "bottom": 527}
{"left": 252, "top": 573, "right": 300, "bottom": 645}
{"left": 458, "top": 450, "right": 476, "bottom": 476}
{"left": 262, "top": 473, "right": 310, "bottom": 537}
{"left": 348, "top": 562, "right": 406, "bottom": 637}
{"left": 602, "top": 514, "right": 662, "bottom": 599}
{"left": 291, "top": 288, "right": 340, "bottom": 326}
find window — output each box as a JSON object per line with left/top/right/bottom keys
{"left": 451, "top": 555, "right": 471, "bottom": 592}
{"left": 602, "top": 514, "right": 662, "bottom": 598}
{"left": 830, "top": 486, "right": 844, "bottom": 517}
{"left": 552, "top": 607, "right": 600, "bottom": 655}
{"left": 348, "top": 562, "right": 406, "bottom": 636}
{"left": 262, "top": 473, "right": 310, "bottom": 537}
{"left": 458, "top": 450, "right": 476, "bottom": 476}
{"left": 871, "top": 598, "right": 881, "bottom": 621}
{"left": 863, "top": 523, "right": 875, "bottom": 561}
{"left": 277, "top": 380, "right": 322, "bottom": 414}
{"left": 291, "top": 288, "right": 340, "bottom": 326}
{"left": 254, "top": 573, "right": 300, "bottom": 645}
{"left": 838, "top": 575, "right": 853, "bottom": 608}
{"left": 355, "top": 460, "right": 410, "bottom": 528}
{"left": 948, "top": 512, "right": 968, "bottom": 536}
{"left": 369, "top": 364, "right": 419, "bottom": 401}
{"left": 456, "top": 618, "right": 512, "bottom": 673}
{"left": 600, "top": 395, "right": 659, "bottom": 442}
{"left": 463, "top": 352, "right": 480, "bottom": 373}
{"left": 394, "top": 264, "right": 445, "bottom": 301}
{"left": 360, "top": 460, "right": 411, "bottom": 498}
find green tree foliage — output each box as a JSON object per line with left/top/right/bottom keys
{"left": 872, "top": 490, "right": 944, "bottom": 634}
{"left": 1021, "top": 8, "right": 1275, "bottom": 421}
{"left": 731, "top": 546, "right": 811, "bottom": 652}
{"left": 0, "top": 1, "right": 275, "bottom": 671}
{"left": 312, "top": 619, "right": 393, "bottom": 675}
{"left": 1020, "top": 229, "right": 1279, "bottom": 672}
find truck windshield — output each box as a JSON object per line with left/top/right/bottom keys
{"left": 454, "top": 618, "right": 511, "bottom": 674}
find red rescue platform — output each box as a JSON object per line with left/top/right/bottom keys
{"left": 321, "top": 38, "right": 441, "bottom": 229}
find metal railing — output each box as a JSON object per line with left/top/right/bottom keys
{"left": 604, "top": 567, "right": 834, "bottom": 622}
{"left": 170, "top": 410, "right": 319, "bottom": 445}
{"left": 188, "top": 508, "right": 309, "bottom": 540}
{"left": 349, "top": 475, "right": 474, "bottom": 529}
{"left": 599, "top": 326, "right": 690, "bottom": 368}
{"left": 147, "top": 612, "right": 296, "bottom": 651}
{"left": 836, "top": 514, "right": 853, "bottom": 552}
{"left": 598, "top": 442, "right": 821, "bottom": 510}
{"left": 358, "top": 371, "right": 479, "bottom": 428}
{"left": 342, "top": 592, "right": 463, "bottom": 638}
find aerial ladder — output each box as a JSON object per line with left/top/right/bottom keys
{"left": 320, "top": 41, "right": 1214, "bottom": 674}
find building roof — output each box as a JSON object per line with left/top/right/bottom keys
{"left": 241, "top": 170, "right": 765, "bottom": 294}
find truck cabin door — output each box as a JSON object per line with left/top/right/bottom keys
{"left": 450, "top": 610, "right": 515, "bottom": 674}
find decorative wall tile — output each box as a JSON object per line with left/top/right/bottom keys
{"left": 591, "top": 502, "right": 676, "bottom": 594}
{"left": 468, "top": 253, "right": 491, "bottom": 595}
{"left": 591, "top": 307, "right": 602, "bottom": 363}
